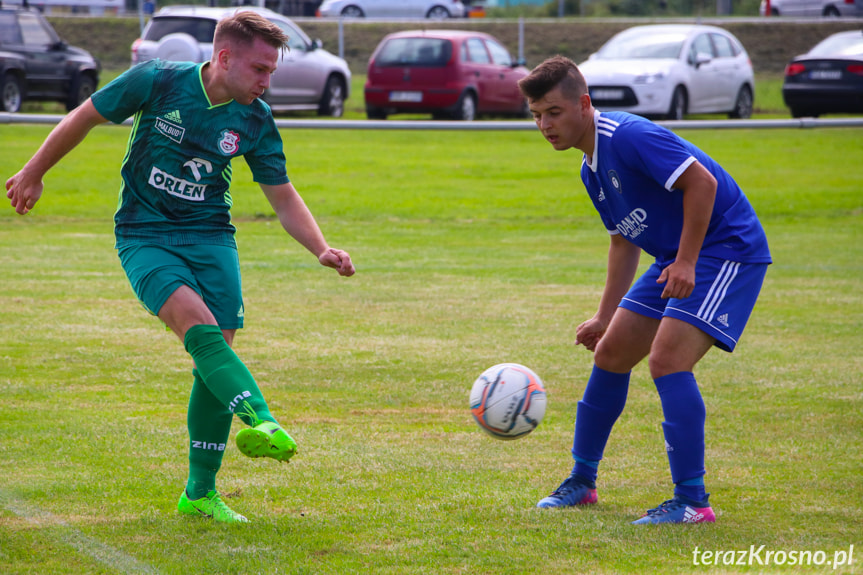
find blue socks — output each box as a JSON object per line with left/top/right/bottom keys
{"left": 655, "top": 371, "right": 708, "bottom": 503}
{"left": 571, "top": 365, "right": 631, "bottom": 484}
{"left": 570, "top": 367, "right": 709, "bottom": 503}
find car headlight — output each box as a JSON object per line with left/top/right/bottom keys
{"left": 633, "top": 71, "right": 668, "bottom": 85}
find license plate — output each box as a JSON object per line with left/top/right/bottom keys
{"left": 810, "top": 70, "right": 841, "bottom": 80}
{"left": 389, "top": 91, "right": 423, "bottom": 103}
{"left": 591, "top": 88, "right": 625, "bottom": 100}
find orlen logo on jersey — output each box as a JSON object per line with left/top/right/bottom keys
{"left": 218, "top": 129, "right": 240, "bottom": 155}
{"left": 148, "top": 166, "right": 207, "bottom": 201}
{"left": 616, "top": 208, "right": 648, "bottom": 239}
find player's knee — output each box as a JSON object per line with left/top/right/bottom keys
{"left": 648, "top": 352, "right": 684, "bottom": 380}
{"left": 593, "top": 340, "right": 635, "bottom": 373}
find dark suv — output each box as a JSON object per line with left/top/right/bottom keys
{"left": 0, "top": 7, "right": 100, "bottom": 113}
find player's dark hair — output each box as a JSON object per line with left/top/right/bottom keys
{"left": 518, "top": 55, "right": 588, "bottom": 102}
{"left": 215, "top": 10, "right": 290, "bottom": 52}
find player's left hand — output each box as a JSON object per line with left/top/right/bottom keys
{"left": 319, "top": 248, "right": 355, "bottom": 277}
{"left": 657, "top": 260, "right": 695, "bottom": 299}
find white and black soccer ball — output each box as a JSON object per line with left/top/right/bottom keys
{"left": 469, "top": 363, "right": 547, "bottom": 440}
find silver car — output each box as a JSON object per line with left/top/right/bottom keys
{"left": 317, "top": 0, "right": 465, "bottom": 19}
{"left": 759, "top": 0, "right": 859, "bottom": 16}
{"left": 131, "top": 6, "right": 351, "bottom": 116}
{"left": 579, "top": 25, "right": 755, "bottom": 120}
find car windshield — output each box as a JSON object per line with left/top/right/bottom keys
{"left": 376, "top": 38, "right": 453, "bottom": 67}
{"left": 596, "top": 30, "right": 686, "bottom": 60}
{"left": 145, "top": 17, "right": 217, "bottom": 44}
{"left": 809, "top": 32, "right": 863, "bottom": 57}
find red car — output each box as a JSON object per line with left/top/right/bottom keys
{"left": 364, "top": 30, "right": 530, "bottom": 121}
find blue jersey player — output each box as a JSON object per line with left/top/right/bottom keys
{"left": 518, "top": 56, "right": 771, "bottom": 524}
{"left": 7, "top": 11, "right": 355, "bottom": 523}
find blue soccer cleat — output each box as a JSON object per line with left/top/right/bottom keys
{"left": 537, "top": 473, "right": 598, "bottom": 509}
{"left": 631, "top": 495, "right": 716, "bottom": 525}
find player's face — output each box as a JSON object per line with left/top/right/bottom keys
{"left": 528, "top": 86, "right": 594, "bottom": 154}
{"left": 224, "top": 37, "right": 279, "bottom": 105}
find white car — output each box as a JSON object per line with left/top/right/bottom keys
{"left": 131, "top": 6, "right": 351, "bottom": 116}
{"left": 579, "top": 25, "right": 755, "bottom": 120}
{"left": 759, "top": 0, "right": 859, "bottom": 16}
{"left": 317, "top": 0, "right": 465, "bottom": 19}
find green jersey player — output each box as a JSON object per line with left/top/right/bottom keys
{"left": 6, "top": 11, "right": 355, "bottom": 523}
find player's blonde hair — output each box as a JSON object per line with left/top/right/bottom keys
{"left": 518, "top": 55, "right": 588, "bottom": 102}
{"left": 214, "top": 10, "right": 289, "bottom": 53}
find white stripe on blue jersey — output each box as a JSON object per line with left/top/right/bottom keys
{"left": 664, "top": 156, "right": 697, "bottom": 191}
{"left": 596, "top": 116, "right": 619, "bottom": 138}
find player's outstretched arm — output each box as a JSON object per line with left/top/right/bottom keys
{"left": 6, "top": 100, "right": 108, "bottom": 215}
{"left": 259, "top": 182, "right": 355, "bottom": 277}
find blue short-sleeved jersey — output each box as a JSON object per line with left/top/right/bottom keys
{"left": 580, "top": 111, "right": 771, "bottom": 265}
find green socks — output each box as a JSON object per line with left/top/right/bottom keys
{"left": 183, "top": 324, "right": 278, "bottom": 499}
{"left": 183, "top": 324, "right": 275, "bottom": 427}
{"left": 185, "top": 369, "right": 231, "bottom": 499}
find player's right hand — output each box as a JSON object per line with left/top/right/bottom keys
{"left": 6, "top": 171, "right": 43, "bottom": 215}
{"left": 575, "top": 317, "right": 606, "bottom": 352}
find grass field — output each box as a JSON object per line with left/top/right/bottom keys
{"left": 0, "top": 123, "right": 861, "bottom": 574}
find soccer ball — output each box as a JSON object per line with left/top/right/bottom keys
{"left": 469, "top": 363, "right": 547, "bottom": 440}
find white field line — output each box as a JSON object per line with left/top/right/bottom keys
{"left": 0, "top": 489, "right": 159, "bottom": 574}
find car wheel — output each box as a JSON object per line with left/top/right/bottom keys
{"left": 318, "top": 75, "right": 345, "bottom": 117}
{"left": 340, "top": 5, "right": 364, "bottom": 17}
{"left": 426, "top": 5, "right": 451, "bottom": 18}
{"left": 667, "top": 86, "right": 686, "bottom": 120}
{"left": 154, "top": 33, "right": 202, "bottom": 62}
{"left": 823, "top": 5, "right": 840, "bottom": 16}
{"left": 66, "top": 73, "right": 97, "bottom": 112}
{"left": 453, "top": 91, "right": 476, "bottom": 121}
{"left": 1, "top": 73, "right": 22, "bottom": 113}
{"left": 366, "top": 105, "right": 387, "bottom": 120}
{"left": 728, "top": 85, "right": 753, "bottom": 119}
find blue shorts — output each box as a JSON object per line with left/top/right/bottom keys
{"left": 619, "top": 257, "right": 768, "bottom": 352}
{"left": 117, "top": 243, "right": 244, "bottom": 330}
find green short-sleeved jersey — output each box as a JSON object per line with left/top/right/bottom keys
{"left": 91, "top": 59, "right": 290, "bottom": 248}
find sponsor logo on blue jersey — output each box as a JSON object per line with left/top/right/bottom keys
{"left": 615, "top": 208, "right": 648, "bottom": 239}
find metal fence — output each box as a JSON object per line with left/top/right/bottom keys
{"left": 3, "top": 112, "right": 863, "bottom": 130}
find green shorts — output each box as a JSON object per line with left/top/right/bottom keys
{"left": 117, "top": 243, "right": 244, "bottom": 330}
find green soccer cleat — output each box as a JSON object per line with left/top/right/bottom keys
{"left": 177, "top": 490, "right": 249, "bottom": 524}
{"left": 235, "top": 421, "right": 297, "bottom": 463}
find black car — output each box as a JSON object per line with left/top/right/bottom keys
{"left": 0, "top": 7, "right": 100, "bottom": 113}
{"left": 783, "top": 30, "right": 863, "bottom": 118}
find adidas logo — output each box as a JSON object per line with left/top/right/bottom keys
{"left": 164, "top": 109, "right": 182, "bottom": 124}
{"left": 717, "top": 313, "right": 729, "bottom": 328}
{"left": 597, "top": 188, "right": 606, "bottom": 202}
{"left": 665, "top": 440, "right": 674, "bottom": 452}
{"left": 683, "top": 506, "right": 705, "bottom": 523}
